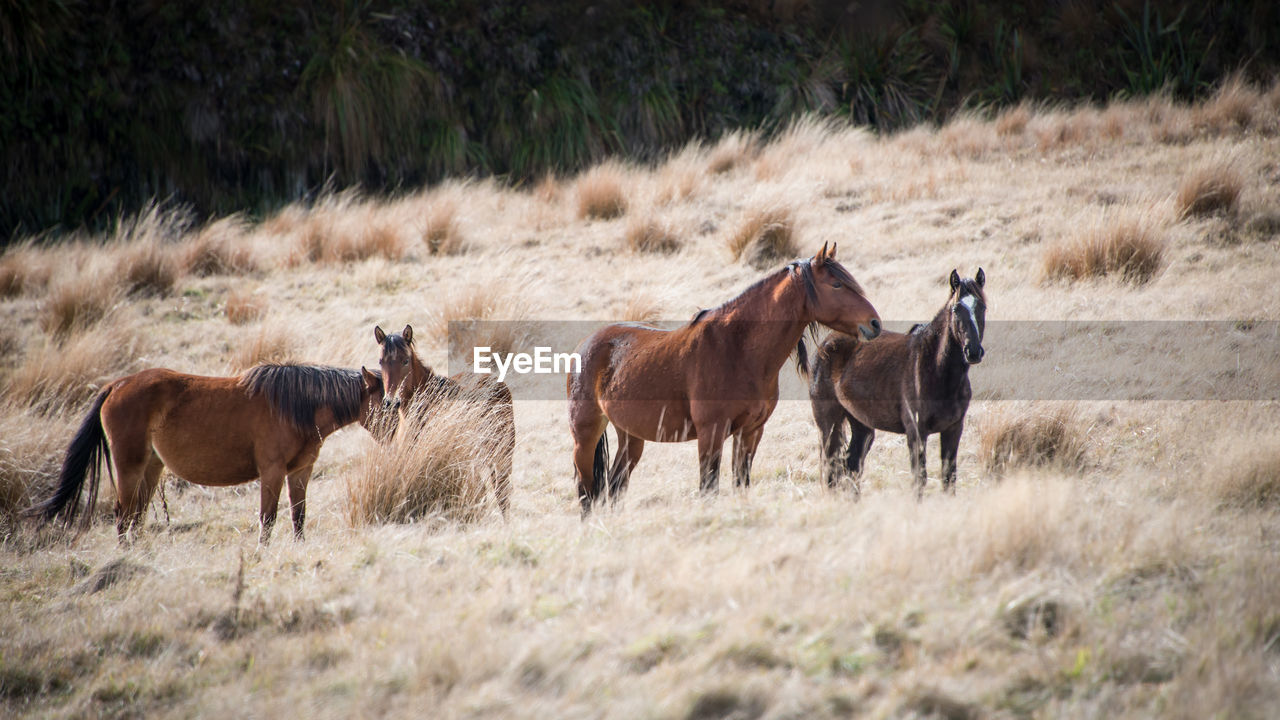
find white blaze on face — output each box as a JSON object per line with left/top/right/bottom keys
{"left": 958, "top": 293, "right": 982, "bottom": 341}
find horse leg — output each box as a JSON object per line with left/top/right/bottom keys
{"left": 258, "top": 465, "right": 287, "bottom": 545}
{"left": 696, "top": 424, "right": 726, "bottom": 494}
{"left": 844, "top": 417, "right": 875, "bottom": 499}
{"left": 732, "top": 425, "right": 765, "bottom": 489}
{"left": 811, "top": 399, "right": 847, "bottom": 489}
{"left": 904, "top": 423, "right": 928, "bottom": 500}
{"left": 571, "top": 413, "right": 609, "bottom": 517}
{"left": 114, "top": 447, "right": 161, "bottom": 542}
{"left": 607, "top": 431, "right": 645, "bottom": 503}
{"left": 940, "top": 420, "right": 963, "bottom": 496}
{"left": 287, "top": 465, "right": 313, "bottom": 540}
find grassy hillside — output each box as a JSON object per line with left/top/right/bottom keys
{"left": 2, "top": 84, "right": 1280, "bottom": 717}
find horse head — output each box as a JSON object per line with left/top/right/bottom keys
{"left": 373, "top": 324, "right": 417, "bottom": 411}
{"left": 358, "top": 367, "right": 398, "bottom": 442}
{"left": 948, "top": 268, "right": 986, "bottom": 364}
{"left": 795, "top": 242, "right": 881, "bottom": 341}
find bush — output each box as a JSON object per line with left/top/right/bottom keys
{"left": 979, "top": 404, "right": 1089, "bottom": 476}
{"left": 1041, "top": 206, "right": 1166, "bottom": 284}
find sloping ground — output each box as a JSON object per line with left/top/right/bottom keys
{"left": 2, "top": 86, "right": 1279, "bottom": 717}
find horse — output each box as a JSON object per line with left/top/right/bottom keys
{"left": 567, "top": 242, "right": 881, "bottom": 516}
{"left": 797, "top": 268, "right": 986, "bottom": 498}
{"left": 372, "top": 325, "right": 515, "bottom": 516}
{"left": 26, "top": 363, "right": 389, "bottom": 543}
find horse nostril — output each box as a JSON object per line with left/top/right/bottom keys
{"left": 870, "top": 318, "right": 881, "bottom": 332}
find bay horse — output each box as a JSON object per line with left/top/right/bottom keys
{"left": 568, "top": 242, "right": 881, "bottom": 516}
{"left": 27, "top": 364, "right": 389, "bottom": 543}
{"left": 798, "top": 268, "right": 986, "bottom": 498}
{"left": 372, "top": 325, "right": 514, "bottom": 516}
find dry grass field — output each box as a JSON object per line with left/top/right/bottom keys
{"left": 3, "top": 83, "right": 1280, "bottom": 718}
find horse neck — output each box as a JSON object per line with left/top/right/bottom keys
{"left": 711, "top": 269, "right": 810, "bottom": 376}
{"left": 408, "top": 352, "right": 436, "bottom": 395}
{"left": 920, "top": 304, "right": 968, "bottom": 381}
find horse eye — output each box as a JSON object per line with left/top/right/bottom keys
{"left": 402, "top": 359, "right": 410, "bottom": 366}
{"left": 831, "top": 282, "right": 843, "bottom": 289}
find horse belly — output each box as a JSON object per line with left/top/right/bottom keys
{"left": 149, "top": 406, "right": 263, "bottom": 487}
{"left": 603, "top": 398, "right": 696, "bottom": 442}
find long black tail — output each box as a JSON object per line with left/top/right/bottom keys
{"left": 26, "top": 387, "right": 114, "bottom": 528}
{"left": 592, "top": 431, "right": 610, "bottom": 501}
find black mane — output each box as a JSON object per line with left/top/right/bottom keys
{"left": 238, "top": 364, "right": 364, "bottom": 433}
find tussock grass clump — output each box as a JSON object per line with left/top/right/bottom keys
{"left": 727, "top": 206, "right": 797, "bottom": 268}
{"left": 995, "top": 103, "right": 1032, "bottom": 136}
{"left": 228, "top": 322, "right": 300, "bottom": 372}
{"left": 1041, "top": 206, "right": 1166, "bottom": 284}
{"left": 1209, "top": 436, "right": 1280, "bottom": 510}
{"left": 183, "top": 215, "right": 257, "bottom": 276}
{"left": 0, "top": 411, "right": 66, "bottom": 517}
{"left": 422, "top": 199, "right": 466, "bottom": 255}
{"left": 575, "top": 164, "right": 629, "bottom": 220}
{"left": 618, "top": 293, "right": 667, "bottom": 324}
{"left": 345, "top": 389, "right": 502, "bottom": 525}
{"left": 429, "top": 281, "right": 540, "bottom": 358}
{"left": 4, "top": 323, "right": 143, "bottom": 413}
{"left": 0, "top": 242, "right": 47, "bottom": 298}
{"left": 115, "top": 235, "right": 180, "bottom": 297}
{"left": 40, "top": 269, "right": 124, "bottom": 338}
{"left": 1175, "top": 159, "right": 1245, "bottom": 218}
{"left": 1194, "top": 74, "right": 1264, "bottom": 134}
{"left": 224, "top": 289, "right": 267, "bottom": 325}
{"left": 979, "top": 404, "right": 1089, "bottom": 475}
{"left": 624, "top": 216, "right": 681, "bottom": 254}
{"left": 293, "top": 193, "right": 406, "bottom": 265}
{"left": 706, "top": 130, "right": 758, "bottom": 174}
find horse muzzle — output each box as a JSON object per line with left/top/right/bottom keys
{"left": 382, "top": 398, "right": 402, "bottom": 412}
{"left": 859, "top": 318, "right": 882, "bottom": 341}
{"left": 965, "top": 345, "right": 985, "bottom": 364}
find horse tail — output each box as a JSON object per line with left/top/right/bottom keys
{"left": 592, "top": 431, "right": 610, "bottom": 500}
{"left": 26, "top": 386, "right": 114, "bottom": 528}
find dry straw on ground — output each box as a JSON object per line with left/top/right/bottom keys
{"left": 422, "top": 198, "right": 466, "bottom": 255}
{"left": 1208, "top": 436, "right": 1280, "bottom": 509}
{"left": 706, "top": 129, "right": 759, "bottom": 174}
{"left": 39, "top": 268, "right": 124, "bottom": 339}
{"left": 727, "top": 205, "right": 798, "bottom": 268}
{"left": 4, "top": 322, "right": 144, "bottom": 413}
{"left": 1041, "top": 205, "right": 1167, "bottom": 284}
{"left": 182, "top": 214, "right": 258, "bottom": 276}
{"left": 345, "top": 389, "right": 503, "bottom": 525}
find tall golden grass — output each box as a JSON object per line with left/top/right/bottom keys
{"left": 345, "top": 389, "right": 504, "bottom": 525}
{"left": 182, "top": 214, "right": 258, "bottom": 276}
{"left": 4, "top": 322, "right": 144, "bottom": 413}
{"left": 575, "top": 163, "right": 629, "bottom": 220}
{"left": 624, "top": 215, "right": 681, "bottom": 254}
{"left": 422, "top": 197, "right": 466, "bottom": 255}
{"left": 726, "top": 205, "right": 797, "bottom": 268}
{"left": 1208, "top": 435, "right": 1280, "bottom": 509}
{"left": 39, "top": 267, "right": 125, "bottom": 339}
{"left": 978, "top": 404, "right": 1090, "bottom": 475}
{"left": 1175, "top": 158, "right": 1245, "bottom": 218}
{"left": 224, "top": 289, "right": 267, "bottom": 325}
{"left": 1041, "top": 205, "right": 1167, "bottom": 284}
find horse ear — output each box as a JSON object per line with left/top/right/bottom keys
{"left": 949, "top": 269, "right": 961, "bottom": 292}
{"left": 828, "top": 242, "right": 838, "bottom": 260}
{"left": 361, "top": 366, "right": 381, "bottom": 389}
{"left": 374, "top": 326, "right": 386, "bottom": 344}
{"left": 403, "top": 325, "right": 414, "bottom": 344}
{"left": 815, "top": 242, "right": 830, "bottom": 265}
{"left": 975, "top": 267, "right": 986, "bottom": 288}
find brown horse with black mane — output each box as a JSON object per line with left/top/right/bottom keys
{"left": 568, "top": 243, "right": 881, "bottom": 516}
{"left": 27, "top": 364, "right": 388, "bottom": 542}
{"left": 373, "top": 325, "right": 514, "bottom": 516}
{"left": 798, "top": 268, "right": 986, "bottom": 498}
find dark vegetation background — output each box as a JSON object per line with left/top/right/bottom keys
{"left": 3, "top": 0, "right": 1277, "bottom": 238}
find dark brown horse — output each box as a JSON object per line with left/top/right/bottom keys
{"left": 373, "top": 325, "right": 514, "bottom": 515}
{"left": 798, "top": 268, "right": 986, "bottom": 498}
{"left": 568, "top": 243, "right": 881, "bottom": 515}
{"left": 27, "top": 364, "right": 388, "bottom": 542}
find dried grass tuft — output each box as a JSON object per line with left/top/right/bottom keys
{"left": 345, "top": 388, "right": 505, "bottom": 525}
{"left": 979, "top": 404, "right": 1090, "bottom": 476}
{"left": 624, "top": 216, "right": 681, "bottom": 254}
{"left": 224, "top": 289, "right": 267, "bottom": 325}
{"left": 40, "top": 268, "right": 124, "bottom": 338}
{"left": 1041, "top": 206, "right": 1167, "bottom": 284}
{"left": 422, "top": 199, "right": 466, "bottom": 255}
{"left": 575, "top": 164, "right": 629, "bottom": 221}
{"left": 706, "top": 130, "right": 759, "bottom": 174}
{"left": 182, "top": 215, "right": 258, "bottom": 276}
{"left": 727, "top": 206, "right": 798, "bottom": 268}
{"left": 1175, "top": 159, "right": 1245, "bottom": 218}
{"left": 4, "top": 322, "right": 144, "bottom": 414}
{"left": 1208, "top": 436, "right": 1280, "bottom": 510}
{"left": 227, "top": 322, "right": 301, "bottom": 372}
{"left": 995, "top": 103, "right": 1032, "bottom": 137}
